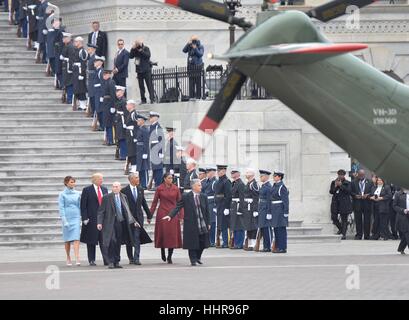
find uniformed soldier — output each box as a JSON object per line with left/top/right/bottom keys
{"left": 26, "top": 0, "right": 38, "bottom": 50}
{"left": 214, "top": 165, "right": 232, "bottom": 248}
{"left": 230, "top": 169, "right": 247, "bottom": 249}
{"left": 148, "top": 111, "right": 165, "bottom": 190}
{"left": 257, "top": 170, "right": 274, "bottom": 253}
{"left": 164, "top": 127, "right": 178, "bottom": 174}
{"left": 35, "top": 0, "right": 48, "bottom": 64}
{"left": 52, "top": 19, "right": 64, "bottom": 89}
{"left": 173, "top": 146, "right": 187, "bottom": 192}
{"left": 134, "top": 114, "right": 150, "bottom": 189}
{"left": 203, "top": 166, "right": 217, "bottom": 247}
{"left": 124, "top": 100, "right": 138, "bottom": 175}
{"left": 61, "top": 32, "right": 75, "bottom": 105}
{"left": 199, "top": 167, "right": 207, "bottom": 187}
{"left": 101, "top": 69, "right": 116, "bottom": 146}
{"left": 243, "top": 168, "right": 260, "bottom": 251}
{"left": 93, "top": 56, "right": 105, "bottom": 131}
{"left": 183, "top": 158, "right": 198, "bottom": 193}
{"left": 44, "top": 17, "right": 60, "bottom": 78}
{"left": 86, "top": 43, "right": 97, "bottom": 117}
{"left": 72, "top": 36, "right": 89, "bottom": 111}
{"left": 113, "top": 86, "right": 128, "bottom": 161}
{"left": 271, "top": 171, "right": 289, "bottom": 254}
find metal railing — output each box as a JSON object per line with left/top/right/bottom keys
{"left": 152, "top": 64, "right": 273, "bottom": 103}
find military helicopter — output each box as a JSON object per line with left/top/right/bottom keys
{"left": 163, "top": 0, "right": 409, "bottom": 188}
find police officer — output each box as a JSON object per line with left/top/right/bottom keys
{"left": 124, "top": 100, "right": 137, "bottom": 175}
{"left": 113, "top": 86, "right": 128, "bottom": 161}
{"left": 243, "top": 168, "right": 260, "bottom": 251}
{"left": 183, "top": 158, "right": 198, "bottom": 193}
{"left": 93, "top": 56, "right": 105, "bottom": 131}
{"left": 72, "top": 36, "right": 89, "bottom": 111}
{"left": 148, "top": 111, "right": 164, "bottom": 190}
{"left": 257, "top": 170, "right": 273, "bottom": 253}
{"left": 203, "top": 166, "right": 217, "bottom": 247}
{"left": 214, "top": 165, "right": 232, "bottom": 248}
{"left": 61, "top": 32, "right": 75, "bottom": 105}
{"left": 86, "top": 43, "right": 97, "bottom": 117}
{"left": 134, "top": 114, "right": 150, "bottom": 189}
{"left": 271, "top": 171, "right": 289, "bottom": 254}
{"left": 101, "top": 69, "right": 116, "bottom": 146}
{"left": 230, "top": 169, "right": 246, "bottom": 250}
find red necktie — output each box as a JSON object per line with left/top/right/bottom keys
{"left": 97, "top": 187, "right": 103, "bottom": 205}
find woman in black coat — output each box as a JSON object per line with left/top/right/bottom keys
{"left": 370, "top": 177, "right": 392, "bottom": 240}
{"left": 393, "top": 189, "right": 409, "bottom": 254}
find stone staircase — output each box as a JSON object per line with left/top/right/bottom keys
{"left": 0, "top": 11, "right": 340, "bottom": 248}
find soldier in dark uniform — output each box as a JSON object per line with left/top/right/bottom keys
{"left": 164, "top": 127, "right": 178, "bottom": 174}
{"left": 148, "top": 112, "right": 165, "bottom": 190}
{"left": 203, "top": 166, "right": 217, "bottom": 247}
{"left": 330, "top": 169, "right": 352, "bottom": 240}
{"left": 173, "top": 146, "right": 187, "bottom": 192}
{"left": 134, "top": 114, "right": 150, "bottom": 189}
{"left": 93, "top": 56, "right": 105, "bottom": 131}
{"left": 199, "top": 167, "right": 207, "bottom": 188}
{"left": 243, "top": 168, "right": 259, "bottom": 251}
{"left": 72, "top": 36, "right": 89, "bottom": 111}
{"left": 113, "top": 86, "right": 128, "bottom": 161}
{"left": 214, "top": 165, "right": 232, "bottom": 248}
{"left": 271, "top": 171, "right": 289, "bottom": 254}
{"left": 86, "top": 43, "right": 97, "bottom": 116}
{"left": 230, "top": 169, "right": 246, "bottom": 250}
{"left": 101, "top": 69, "right": 116, "bottom": 146}
{"left": 61, "top": 32, "right": 75, "bottom": 105}
{"left": 124, "top": 100, "right": 138, "bottom": 175}
{"left": 17, "top": 0, "right": 28, "bottom": 39}
{"left": 35, "top": 0, "right": 48, "bottom": 64}
{"left": 51, "top": 18, "right": 64, "bottom": 89}
{"left": 27, "top": 1, "right": 39, "bottom": 50}
{"left": 44, "top": 17, "right": 58, "bottom": 78}
{"left": 183, "top": 158, "right": 198, "bottom": 194}
{"left": 257, "top": 170, "right": 273, "bottom": 252}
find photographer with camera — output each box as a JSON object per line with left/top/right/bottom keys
{"left": 183, "top": 35, "right": 205, "bottom": 100}
{"left": 329, "top": 169, "right": 352, "bottom": 240}
{"left": 130, "top": 38, "right": 156, "bottom": 105}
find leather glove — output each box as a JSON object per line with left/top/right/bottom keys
{"left": 83, "top": 219, "right": 90, "bottom": 226}
{"left": 224, "top": 209, "right": 230, "bottom": 216}
{"left": 78, "top": 76, "right": 84, "bottom": 80}
{"left": 253, "top": 211, "right": 259, "bottom": 218}
{"left": 267, "top": 214, "right": 272, "bottom": 220}
{"left": 142, "top": 154, "right": 148, "bottom": 160}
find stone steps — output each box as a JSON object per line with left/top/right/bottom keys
{"left": 0, "top": 111, "right": 90, "bottom": 119}
{"left": 0, "top": 117, "right": 92, "bottom": 126}
{"left": 0, "top": 104, "right": 69, "bottom": 111}
{"left": 0, "top": 77, "right": 55, "bottom": 85}
{"left": 0, "top": 57, "right": 38, "bottom": 64}
{"left": 0, "top": 153, "right": 118, "bottom": 162}
{"left": 0, "top": 90, "right": 61, "bottom": 99}
{"left": 0, "top": 132, "right": 102, "bottom": 140}
{"left": 0, "top": 125, "right": 94, "bottom": 134}
{"left": 0, "top": 145, "right": 117, "bottom": 155}
{"left": 0, "top": 138, "right": 108, "bottom": 148}
{"left": 0, "top": 64, "right": 47, "bottom": 72}
{"left": 0, "top": 174, "right": 128, "bottom": 186}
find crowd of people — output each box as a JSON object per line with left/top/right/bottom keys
{"left": 330, "top": 169, "right": 409, "bottom": 254}
{"left": 59, "top": 167, "right": 290, "bottom": 268}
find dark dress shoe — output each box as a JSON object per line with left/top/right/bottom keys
{"left": 244, "top": 247, "right": 254, "bottom": 251}
{"left": 399, "top": 251, "right": 406, "bottom": 255}
{"left": 191, "top": 262, "right": 197, "bottom": 266}
{"left": 336, "top": 230, "right": 342, "bottom": 235}
{"left": 89, "top": 261, "right": 97, "bottom": 266}
{"left": 167, "top": 257, "right": 173, "bottom": 264}
{"left": 108, "top": 263, "right": 115, "bottom": 269}
{"left": 354, "top": 235, "right": 362, "bottom": 240}
{"left": 134, "top": 261, "right": 142, "bottom": 265}
{"left": 221, "top": 245, "right": 229, "bottom": 249}
{"left": 129, "top": 260, "right": 134, "bottom": 265}
{"left": 341, "top": 235, "right": 347, "bottom": 240}
{"left": 196, "top": 260, "right": 203, "bottom": 265}
{"left": 114, "top": 264, "right": 123, "bottom": 269}
{"left": 161, "top": 250, "right": 166, "bottom": 262}
{"left": 273, "top": 249, "right": 287, "bottom": 254}
{"left": 262, "top": 248, "right": 271, "bottom": 252}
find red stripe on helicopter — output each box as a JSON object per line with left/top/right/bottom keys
{"left": 291, "top": 43, "right": 368, "bottom": 54}
{"left": 164, "top": 0, "right": 180, "bottom": 6}
{"left": 198, "top": 116, "right": 220, "bottom": 132}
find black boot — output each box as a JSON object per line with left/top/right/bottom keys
{"left": 167, "top": 249, "right": 174, "bottom": 264}
{"left": 161, "top": 248, "right": 166, "bottom": 262}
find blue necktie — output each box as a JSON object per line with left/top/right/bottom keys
{"left": 115, "top": 195, "right": 124, "bottom": 221}
{"left": 132, "top": 187, "right": 138, "bottom": 203}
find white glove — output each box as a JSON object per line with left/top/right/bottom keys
{"left": 123, "top": 124, "right": 127, "bottom": 129}
{"left": 42, "top": 29, "right": 48, "bottom": 35}
{"left": 253, "top": 211, "right": 259, "bottom": 218}
{"left": 62, "top": 217, "right": 69, "bottom": 227}
{"left": 99, "top": 97, "right": 104, "bottom": 102}
{"left": 159, "top": 153, "right": 164, "bottom": 159}
{"left": 133, "top": 139, "right": 137, "bottom": 143}
{"left": 170, "top": 169, "right": 175, "bottom": 175}
{"left": 142, "top": 154, "right": 148, "bottom": 160}
{"left": 267, "top": 214, "right": 272, "bottom": 220}
{"left": 224, "top": 209, "right": 230, "bottom": 216}
{"left": 35, "top": 16, "right": 40, "bottom": 20}
{"left": 78, "top": 76, "right": 84, "bottom": 80}
{"left": 59, "top": 55, "right": 64, "bottom": 61}
{"left": 110, "top": 108, "right": 116, "bottom": 114}
{"left": 237, "top": 212, "right": 244, "bottom": 216}
{"left": 213, "top": 208, "right": 217, "bottom": 213}
{"left": 83, "top": 219, "right": 90, "bottom": 226}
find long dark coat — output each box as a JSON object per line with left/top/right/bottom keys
{"left": 87, "top": 54, "right": 96, "bottom": 98}
{"left": 164, "top": 137, "right": 178, "bottom": 172}
{"left": 113, "top": 97, "right": 129, "bottom": 142}
{"left": 230, "top": 179, "right": 247, "bottom": 231}
{"left": 36, "top": 0, "right": 48, "bottom": 44}
{"left": 202, "top": 177, "right": 217, "bottom": 224}
{"left": 80, "top": 185, "right": 108, "bottom": 245}
{"left": 370, "top": 185, "right": 392, "bottom": 214}
{"left": 149, "top": 122, "right": 165, "bottom": 170}
{"left": 330, "top": 179, "right": 352, "bottom": 215}
{"left": 94, "top": 67, "right": 104, "bottom": 113}
{"left": 27, "top": 0, "right": 39, "bottom": 41}
{"left": 134, "top": 125, "right": 150, "bottom": 171}
{"left": 125, "top": 111, "right": 137, "bottom": 157}
{"left": 214, "top": 175, "right": 232, "bottom": 230}
{"left": 61, "top": 42, "right": 75, "bottom": 87}
{"left": 393, "top": 192, "right": 409, "bottom": 234}
{"left": 102, "top": 78, "right": 116, "bottom": 127}
{"left": 97, "top": 193, "right": 138, "bottom": 248}
{"left": 53, "top": 27, "right": 65, "bottom": 77}
{"left": 243, "top": 179, "right": 259, "bottom": 231}
{"left": 257, "top": 182, "right": 273, "bottom": 228}
{"left": 72, "top": 47, "right": 88, "bottom": 95}
{"left": 271, "top": 181, "right": 290, "bottom": 228}
{"left": 121, "top": 185, "right": 152, "bottom": 226}
{"left": 169, "top": 192, "right": 210, "bottom": 250}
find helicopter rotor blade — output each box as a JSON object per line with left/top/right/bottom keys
{"left": 186, "top": 68, "right": 247, "bottom": 160}
{"left": 164, "top": 0, "right": 253, "bottom": 29}
{"left": 306, "top": 0, "right": 375, "bottom": 22}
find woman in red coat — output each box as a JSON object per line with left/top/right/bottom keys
{"left": 150, "top": 173, "right": 183, "bottom": 263}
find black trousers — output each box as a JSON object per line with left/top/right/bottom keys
{"left": 188, "top": 65, "right": 203, "bottom": 99}
{"left": 389, "top": 207, "right": 398, "bottom": 237}
{"left": 247, "top": 229, "right": 257, "bottom": 240}
{"left": 86, "top": 234, "right": 107, "bottom": 265}
{"left": 372, "top": 205, "right": 380, "bottom": 238}
{"left": 188, "top": 233, "right": 207, "bottom": 263}
{"left": 106, "top": 219, "right": 123, "bottom": 265}
{"left": 398, "top": 231, "right": 409, "bottom": 252}
{"left": 137, "top": 71, "right": 155, "bottom": 103}
{"left": 113, "top": 76, "right": 127, "bottom": 87}
{"left": 126, "top": 227, "right": 141, "bottom": 262}
{"left": 354, "top": 200, "right": 372, "bottom": 238}
{"left": 331, "top": 212, "right": 348, "bottom": 236}
{"left": 379, "top": 212, "right": 391, "bottom": 239}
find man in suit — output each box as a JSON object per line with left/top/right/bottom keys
{"left": 80, "top": 173, "right": 108, "bottom": 266}
{"left": 97, "top": 182, "right": 140, "bottom": 269}
{"left": 112, "top": 39, "right": 130, "bottom": 88}
{"left": 163, "top": 179, "right": 211, "bottom": 266}
{"left": 351, "top": 169, "right": 373, "bottom": 240}
{"left": 393, "top": 188, "right": 409, "bottom": 254}
{"left": 121, "top": 173, "right": 153, "bottom": 265}
{"left": 88, "top": 21, "right": 108, "bottom": 59}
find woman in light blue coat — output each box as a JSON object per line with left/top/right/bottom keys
{"left": 59, "top": 176, "right": 82, "bottom": 266}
